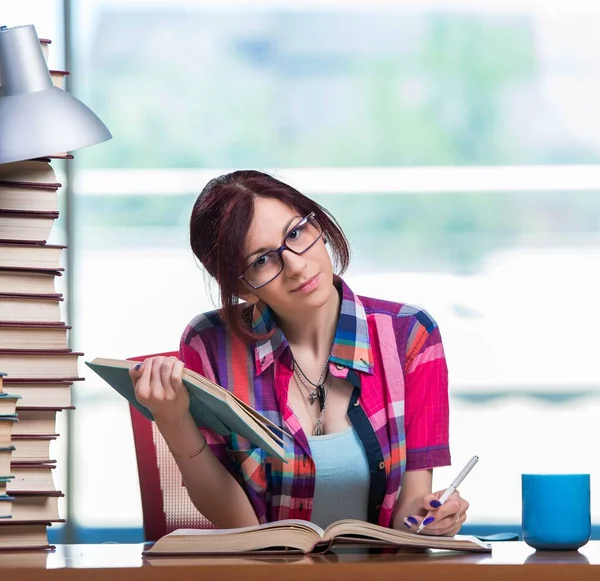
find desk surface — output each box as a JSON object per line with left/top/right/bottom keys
{"left": 0, "top": 541, "right": 599, "bottom": 580}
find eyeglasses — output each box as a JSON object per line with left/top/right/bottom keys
{"left": 240, "top": 212, "right": 323, "bottom": 289}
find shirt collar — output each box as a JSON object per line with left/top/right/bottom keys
{"left": 252, "top": 276, "right": 373, "bottom": 376}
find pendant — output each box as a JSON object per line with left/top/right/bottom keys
{"left": 308, "top": 389, "right": 319, "bottom": 405}
{"left": 317, "top": 385, "right": 326, "bottom": 412}
{"left": 314, "top": 419, "right": 323, "bottom": 436}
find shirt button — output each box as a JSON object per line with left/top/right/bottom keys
{"left": 378, "top": 461, "right": 385, "bottom": 471}
{"left": 299, "top": 503, "right": 304, "bottom": 511}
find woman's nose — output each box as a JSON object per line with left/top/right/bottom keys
{"left": 281, "top": 248, "right": 307, "bottom": 276}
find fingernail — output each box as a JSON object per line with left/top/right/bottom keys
{"left": 423, "top": 516, "right": 435, "bottom": 526}
{"left": 430, "top": 500, "right": 442, "bottom": 508}
{"left": 134, "top": 363, "right": 141, "bottom": 370}
{"left": 407, "top": 516, "right": 418, "bottom": 524}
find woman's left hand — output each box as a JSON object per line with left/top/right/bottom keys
{"left": 402, "top": 491, "right": 469, "bottom": 537}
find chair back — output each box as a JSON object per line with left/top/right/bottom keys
{"left": 128, "top": 352, "right": 214, "bottom": 542}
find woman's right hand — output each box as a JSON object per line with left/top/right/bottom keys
{"left": 129, "top": 356, "right": 260, "bottom": 529}
{"left": 129, "top": 356, "right": 190, "bottom": 425}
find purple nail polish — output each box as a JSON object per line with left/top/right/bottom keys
{"left": 407, "top": 516, "right": 418, "bottom": 524}
{"left": 404, "top": 521, "right": 412, "bottom": 529}
{"left": 423, "top": 516, "right": 435, "bottom": 526}
{"left": 134, "top": 363, "right": 141, "bottom": 370}
{"left": 430, "top": 499, "right": 441, "bottom": 508}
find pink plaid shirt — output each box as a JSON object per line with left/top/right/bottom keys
{"left": 180, "top": 277, "right": 451, "bottom": 527}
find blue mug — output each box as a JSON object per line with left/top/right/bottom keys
{"left": 522, "top": 473, "right": 591, "bottom": 550}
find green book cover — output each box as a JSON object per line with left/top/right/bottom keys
{"left": 85, "top": 358, "right": 285, "bottom": 460}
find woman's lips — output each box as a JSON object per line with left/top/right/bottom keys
{"left": 292, "top": 274, "right": 320, "bottom": 293}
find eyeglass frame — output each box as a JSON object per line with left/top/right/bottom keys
{"left": 239, "top": 212, "right": 323, "bottom": 289}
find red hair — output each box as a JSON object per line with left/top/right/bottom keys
{"left": 189, "top": 170, "right": 350, "bottom": 342}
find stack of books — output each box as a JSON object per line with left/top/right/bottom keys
{"left": 0, "top": 37, "right": 82, "bottom": 551}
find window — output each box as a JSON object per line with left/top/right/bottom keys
{"left": 20, "top": 0, "right": 600, "bottom": 539}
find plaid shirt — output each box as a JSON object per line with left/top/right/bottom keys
{"left": 180, "top": 277, "right": 450, "bottom": 528}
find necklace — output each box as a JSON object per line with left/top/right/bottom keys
{"left": 294, "top": 367, "right": 320, "bottom": 406}
{"left": 313, "top": 378, "right": 330, "bottom": 436}
{"left": 293, "top": 358, "right": 329, "bottom": 412}
{"left": 293, "top": 372, "right": 330, "bottom": 436}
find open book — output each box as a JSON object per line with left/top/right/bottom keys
{"left": 143, "top": 519, "right": 492, "bottom": 556}
{"left": 85, "top": 357, "right": 287, "bottom": 460}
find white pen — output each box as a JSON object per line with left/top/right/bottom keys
{"left": 416, "top": 455, "right": 479, "bottom": 534}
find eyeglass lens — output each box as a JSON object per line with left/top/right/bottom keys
{"left": 242, "top": 215, "right": 322, "bottom": 288}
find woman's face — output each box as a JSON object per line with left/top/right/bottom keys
{"left": 240, "top": 196, "right": 335, "bottom": 316}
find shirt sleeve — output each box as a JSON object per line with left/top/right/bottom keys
{"left": 179, "top": 326, "right": 241, "bottom": 480}
{"left": 403, "top": 313, "right": 451, "bottom": 471}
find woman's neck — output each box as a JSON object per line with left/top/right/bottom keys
{"left": 276, "top": 283, "right": 341, "bottom": 360}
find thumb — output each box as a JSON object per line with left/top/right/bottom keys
{"left": 422, "top": 492, "right": 443, "bottom": 511}
{"left": 128, "top": 360, "right": 145, "bottom": 383}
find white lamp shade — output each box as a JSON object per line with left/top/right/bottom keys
{"left": 0, "top": 24, "right": 112, "bottom": 164}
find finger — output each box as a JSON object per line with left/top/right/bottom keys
{"left": 461, "top": 498, "right": 470, "bottom": 514}
{"left": 446, "top": 498, "right": 469, "bottom": 534}
{"left": 133, "top": 359, "right": 153, "bottom": 402}
{"left": 423, "top": 513, "right": 458, "bottom": 534}
{"left": 435, "top": 497, "right": 469, "bottom": 535}
{"left": 430, "top": 492, "right": 462, "bottom": 520}
{"left": 416, "top": 495, "right": 470, "bottom": 536}
{"left": 402, "top": 515, "right": 421, "bottom": 531}
{"left": 422, "top": 509, "right": 468, "bottom": 537}
{"left": 149, "top": 356, "right": 168, "bottom": 399}
{"left": 422, "top": 492, "right": 443, "bottom": 511}
{"left": 415, "top": 512, "right": 436, "bottom": 533}
{"left": 171, "top": 360, "right": 185, "bottom": 391}
{"left": 435, "top": 511, "right": 467, "bottom": 537}
{"left": 159, "top": 357, "right": 179, "bottom": 399}
{"left": 128, "top": 360, "right": 145, "bottom": 382}
{"left": 415, "top": 508, "right": 456, "bottom": 534}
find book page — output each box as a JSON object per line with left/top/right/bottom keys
{"left": 167, "top": 519, "right": 324, "bottom": 538}
{"left": 183, "top": 368, "right": 289, "bottom": 442}
{"left": 323, "top": 520, "right": 491, "bottom": 552}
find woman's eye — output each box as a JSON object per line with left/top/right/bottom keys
{"left": 252, "top": 255, "right": 270, "bottom": 269}
{"left": 287, "top": 224, "right": 305, "bottom": 241}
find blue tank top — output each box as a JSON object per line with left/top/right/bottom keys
{"left": 307, "top": 426, "right": 370, "bottom": 529}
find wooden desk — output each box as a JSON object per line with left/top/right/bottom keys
{"left": 0, "top": 541, "right": 599, "bottom": 580}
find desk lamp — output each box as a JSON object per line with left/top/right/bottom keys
{"left": 0, "top": 23, "right": 111, "bottom": 164}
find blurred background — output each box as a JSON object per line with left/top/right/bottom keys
{"left": 5, "top": 0, "right": 599, "bottom": 543}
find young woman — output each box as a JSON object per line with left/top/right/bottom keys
{"left": 130, "top": 170, "right": 470, "bottom": 535}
